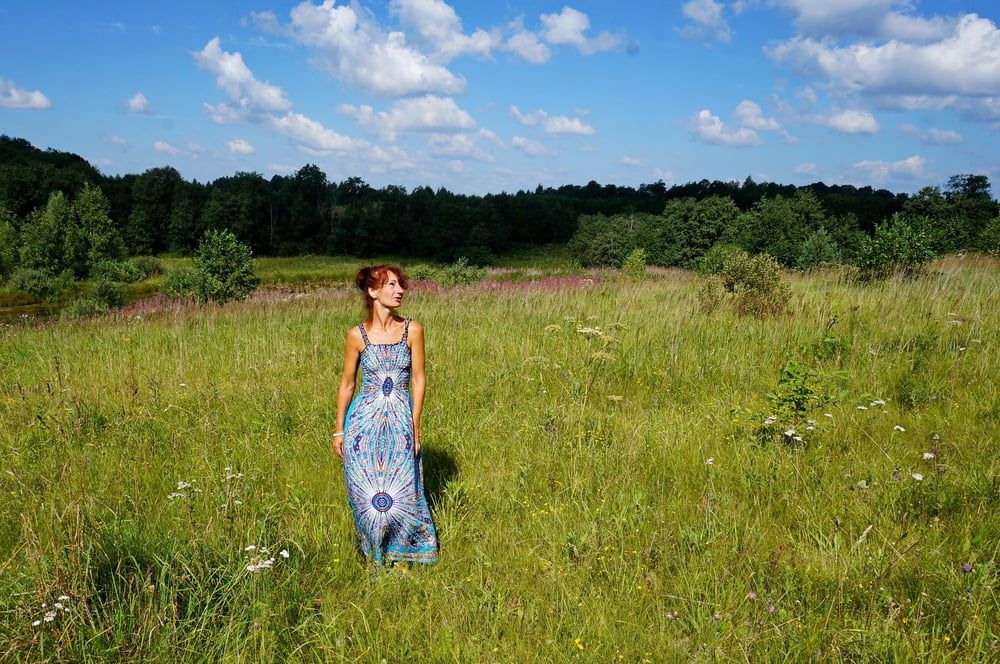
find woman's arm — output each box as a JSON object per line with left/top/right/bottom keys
{"left": 409, "top": 320, "right": 426, "bottom": 456}
{"left": 334, "top": 327, "right": 362, "bottom": 459}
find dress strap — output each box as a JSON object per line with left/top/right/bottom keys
{"left": 358, "top": 323, "right": 371, "bottom": 347}
{"left": 402, "top": 318, "right": 411, "bottom": 344}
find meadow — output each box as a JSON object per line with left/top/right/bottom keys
{"left": 1, "top": 253, "right": 998, "bottom": 662}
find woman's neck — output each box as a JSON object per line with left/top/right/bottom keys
{"left": 369, "top": 305, "right": 397, "bottom": 332}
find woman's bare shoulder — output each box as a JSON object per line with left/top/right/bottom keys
{"left": 345, "top": 325, "right": 363, "bottom": 348}
{"left": 407, "top": 319, "right": 424, "bottom": 334}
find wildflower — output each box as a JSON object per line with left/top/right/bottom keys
{"left": 279, "top": 549, "right": 290, "bottom": 559}
{"left": 893, "top": 425, "right": 906, "bottom": 432}
{"left": 806, "top": 419, "right": 816, "bottom": 424}
{"left": 856, "top": 480, "right": 869, "bottom": 490}
{"left": 747, "top": 591, "right": 757, "bottom": 600}
{"left": 763, "top": 415, "right": 777, "bottom": 425}
{"left": 665, "top": 610, "right": 678, "bottom": 619}
{"left": 705, "top": 457, "right": 715, "bottom": 465}
{"left": 575, "top": 326, "right": 603, "bottom": 337}
{"left": 574, "top": 637, "right": 585, "bottom": 650}
{"left": 32, "top": 620, "right": 41, "bottom": 627}
{"left": 244, "top": 545, "right": 257, "bottom": 551}
{"left": 871, "top": 399, "right": 886, "bottom": 406}
{"left": 225, "top": 471, "right": 244, "bottom": 480}
{"left": 57, "top": 595, "right": 69, "bottom": 601}
{"left": 767, "top": 604, "right": 776, "bottom": 614}
{"left": 962, "top": 564, "right": 973, "bottom": 573}
{"left": 44, "top": 610, "right": 57, "bottom": 622}
{"left": 784, "top": 428, "right": 796, "bottom": 437}
{"left": 922, "top": 452, "right": 935, "bottom": 460}
{"left": 856, "top": 405, "right": 868, "bottom": 410}
{"left": 824, "top": 413, "right": 833, "bottom": 418}
{"left": 544, "top": 324, "right": 561, "bottom": 333}
{"left": 167, "top": 492, "right": 183, "bottom": 500}
{"left": 805, "top": 426, "right": 815, "bottom": 431}
{"left": 911, "top": 473, "right": 924, "bottom": 481}
{"left": 176, "top": 481, "right": 191, "bottom": 490}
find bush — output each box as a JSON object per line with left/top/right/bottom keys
{"left": 60, "top": 298, "right": 108, "bottom": 320}
{"left": 131, "top": 256, "right": 164, "bottom": 278}
{"left": 621, "top": 248, "right": 647, "bottom": 280}
{"left": 90, "top": 259, "right": 145, "bottom": 283}
{"left": 406, "top": 264, "right": 437, "bottom": 282}
{"left": 434, "top": 257, "right": 486, "bottom": 287}
{"left": 91, "top": 279, "right": 127, "bottom": 309}
{"left": 190, "top": 229, "right": 260, "bottom": 304}
{"left": 697, "top": 243, "right": 742, "bottom": 275}
{"left": 699, "top": 251, "right": 791, "bottom": 318}
{"left": 978, "top": 216, "right": 1000, "bottom": 255}
{"left": 797, "top": 228, "right": 842, "bottom": 269}
{"left": 853, "top": 214, "right": 934, "bottom": 281}
{"left": 163, "top": 270, "right": 198, "bottom": 298}
{"left": 8, "top": 267, "right": 57, "bottom": 298}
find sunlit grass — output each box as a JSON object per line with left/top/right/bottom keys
{"left": 1, "top": 254, "right": 998, "bottom": 661}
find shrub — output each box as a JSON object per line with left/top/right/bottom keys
{"left": 434, "top": 257, "right": 486, "bottom": 287}
{"left": 853, "top": 214, "right": 934, "bottom": 281}
{"left": 8, "top": 267, "right": 57, "bottom": 298}
{"left": 797, "top": 227, "right": 842, "bottom": 269}
{"left": 91, "top": 279, "right": 127, "bottom": 309}
{"left": 90, "top": 259, "right": 145, "bottom": 283}
{"left": 406, "top": 264, "right": 437, "bottom": 282}
{"left": 699, "top": 251, "right": 791, "bottom": 318}
{"left": 131, "top": 256, "right": 164, "bottom": 278}
{"left": 163, "top": 270, "right": 198, "bottom": 298}
{"left": 190, "top": 229, "right": 260, "bottom": 304}
{"left": 621, "top": 248, "right": 647, "bottom": 280}
{"left": 978, "top": 216, "right": 1000, "bottom": 255}
{"left": 60, "top": 298, "right": 108, "bottom": 320}
{"left": 697, "top": 243, "right": 742, "bottom": 275}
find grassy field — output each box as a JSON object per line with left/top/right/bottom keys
{"left": 1, "top": 254, "right": 998, "bottom": 661}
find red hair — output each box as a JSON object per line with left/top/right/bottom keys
{"left": 354, "top": 264, "right": 408, "bottom": 316}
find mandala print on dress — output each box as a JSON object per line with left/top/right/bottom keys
{"left": 343, "top": 318, "right": 439, "bottom": 563}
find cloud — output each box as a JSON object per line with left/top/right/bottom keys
{"left": 428, "top": 132, "right": 494, "bottom": 161}
{"left": 509, "top": 105, "right": 595, "bottom": 135}
{"left": 734, "top": 100, "right": 780, "bottom": 130}
{"left": 107, "top": 135, "right": 128, "bottom": 146}
{"left": 193, "top": 37, "right": 291, "bottom": 112}
{"left": 512, "top": 135, "right": 549, "bottom": 156}
{"left": 766, "top": 0, "right": 955, "bottom": 42}
{"left": 505, "top": 28, "right": 551, "bottom": 63}
{"left": 619, "top": 156, "right": 642, "bottom": 167}
{"left": 272, "top": 1, "right": 466, "bottom": 97}
{"left": 651, "top": 167, "right": 674, "bottom": 182}
{"left": 767, "top": 15, "right": 1000, "bottom": 100}
{"left": 126, "top": 92, "right": 151, "bottom": 114}
{"left": 338, "top": 94, "right": 476, "bottom": 140}
{"left": 539, "top": 6, "right": 620, "bottom": 54}
{"left": 818, "top": 109, "right": 879, "bottom": 134}
{"left": 680, "top": 0, "right": 731, "bottom": 43}
{"left": 689, "top": 109, "right": 761, "bottom": 146}
{"left": 203, "top": 102, "right": 244, "bottom": 124}
{"left": 0, "top": 79, "right": 51, "bottom": 109}
{"left": 269, "top": 112, "right": 368, "bottom": 152}
{"left": 900, "top": 124, "right": 963, "bottom": 144}
{"left": 227, "top": 139, "right": 256, "bottom": 154}
{"left": 153, "top": 140, "right": 180, "bottom": 156}
{"left": 794, "top": 162, "right": 817, "bottom": 175}
{"left": 850, "top": 155, "right": 928, "bottom": 182}
{"left": 389, "top": 0, "right": 498, "bottom": 60}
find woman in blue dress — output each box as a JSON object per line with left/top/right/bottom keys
{"left": 332, "top": 264, "right": 439, "bottom": 565}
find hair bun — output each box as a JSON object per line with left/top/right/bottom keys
{"left": 354, "top": 267, "right": 370, "bottom": 291}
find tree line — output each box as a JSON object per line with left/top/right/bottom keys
{"left": 1, "top": 134, "right": 996, "bottom": 270}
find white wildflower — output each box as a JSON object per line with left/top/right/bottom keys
{"left": 244, "top": 545, "right": 256, "bottom": 551}
{"left": 44, "top": 610, "right": 57, "bottom": 622}
{"left": 871, "top": 399, "right": 886, "bottom": 406}
{"left": 783, "top": 429, "right": 797, "bottom": 437}
{"left": 805, "top": 426, "right": 815, "bottom": 431}
{"left": 176, "top": 481, "right": 191, "bottom": 490}
{"left": 763, "top": 415, "right": 777, "bottom": 425}
{"left": 894, "top": 425, "right": 906, "bottom": 432}
{"left": 857, "top": 406, "right": 868, "bottom": 410}
{"left": 705, "top": 457, "right": 715, "bottom": 465}
{"left": 53, "top": 602, "right": 63, "bottom": 610}
{"left": 57, "top": 595, "right": 69, "bottom": 601}
{"left": 167, "top": 492, "right": 183, "bottom": 500}
{"left": 576, "top": 326, "right": 603, "bottom": 337}
{"left": 912, "top": 473, "right": 924, "bottom": 481}
{"left": 922, "top": 452, "right": 935, "bottom": 460}
{"left": 824, "top": 413, "right": 833, "bottom": 418}
{"left": 806, "top": 419, "right": 816, "bottom": 424}
{"left": 279, "top": 549, "right": 290, "bottom": 559}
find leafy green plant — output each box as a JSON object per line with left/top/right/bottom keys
{"left": 162, "top": 270, "right": 198, "bottom": 298}
{"left": 90, "top": 259, "right": 145, "bottom": 284}
{"left": 131, "top": 256, "right": 164, "bottom": 278}
{"left": 91, "top": 279, "right": 127, "bottom": 309}
{"left": 432, "top": 257, "right": 486, "bottom": 287}
{"left": 621, "top": 248, "right": 647, "bottom": 280}
{"left": 853, "top": 214, "right": 935, "bottom": 281}
{"left": 60, "top": 297, "right": 108, "bottom": 320}
{"left": 697, "top": 242, "right": 742, "bottom": 275}
{"left": 8, "top": 267, "right": 58, "bottom": 298}
{"left": 797, "top": 227, "right": 842, "bottom": 269}
{"left": 189, "top": 229, "right": 260, "bottom": 304}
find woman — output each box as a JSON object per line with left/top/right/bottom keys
{"left": 332, "top": 264, "right": 439, "bottom": 565}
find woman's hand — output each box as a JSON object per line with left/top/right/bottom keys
{"left": 333, "top": 434, "right": 343, "bottom": 459}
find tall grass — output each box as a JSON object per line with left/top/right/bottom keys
{"left": 1, "top": 255, "right": 998, "bottom": 661}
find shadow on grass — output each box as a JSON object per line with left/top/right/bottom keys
{"left": 421, "top": 445, "right": 458, "bottom": 510}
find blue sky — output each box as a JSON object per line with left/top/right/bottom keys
{"left": 1, "top": 0, "right": 997, "bottom": 194}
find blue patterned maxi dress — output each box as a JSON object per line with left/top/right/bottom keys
{"left": 342, "top": 318, "right": 439, "bottom": 564}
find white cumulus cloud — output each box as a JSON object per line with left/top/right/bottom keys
{"left": 193, "top": 37, "right": 292, "bottom": 112}
{"left": 126, "top": 92, "right": 151, "bottom": 114}
{"left": 819, "top": 109, "right": 880, "bottom": 134}
{"left": 539, "top": 6, "right": 620, "bottom": 54}
{"left": 269, "top": 112, "right": 368, "bottom": 152}
{"left": 389, "top": 0, "right": 498, "bottom": 60}
{"left": 227, "top": 139, "right": 256, "bottom": 154}
{"left": 619, "top": 156, "right": 642, "bottom": 167}
{"left": 734, "top": 100, "right": 780, "bottom": 130}
{"left": 512, "top": 135, "right": 549, "bottom": 156}
{"left": 153, "top": 140, "right": 180, "bottom": 156}
{"left": 851, "top": 155, "right": 928, "bottom": 182}
{"left": 505, "top": 27, "right": 551, "bottom": 63}
{"left": 681, "top": 0, "right": 731, "bottom": 43}
{"left": 339, "top": 94, "right": 475, "bottom": 140}
{"left": 689, "top": 109, "right": 761, "bottom": 146}
{"left": 509, "top": 105, "right": 594, "bottom": 135}
{"left": 0, "top": 80, "right": 51, "bottom": 109}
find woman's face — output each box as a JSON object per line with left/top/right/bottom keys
{"left": 370, "top": 270, "right": 405, "bottom": 310}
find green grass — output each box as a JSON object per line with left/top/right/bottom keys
{"left": 0, "top": 254, "right": 998, "bottom": 661}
